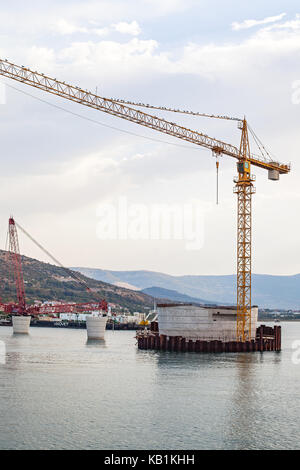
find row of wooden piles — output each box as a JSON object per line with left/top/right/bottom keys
{"left": 137, "top": 324, "right": 281, "bottom": 353}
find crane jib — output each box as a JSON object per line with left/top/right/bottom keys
{"left": 0, "top": 58, "right": 290, "bottom": 174}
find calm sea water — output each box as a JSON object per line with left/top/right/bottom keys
{"left": 0, "top": 322, "right": 299, "bottom": 450}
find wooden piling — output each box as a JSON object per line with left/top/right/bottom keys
{"left": 160, "top": 335, "right": 166, "bottom": 351}
{"left": 259, "top": 325, "right": 264, "bottom": 352}
{"left": 277, "top": 326, "right": 281, "bottom": 351}
{"left": 137, "top": 324, "right": 281, "bottom": 354}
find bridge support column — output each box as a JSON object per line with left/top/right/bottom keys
{"left": 12, "top": 316, "right": 31, "bottom": 334}
{"left": 86, "top": 316, "right": 107, "bottom": 340}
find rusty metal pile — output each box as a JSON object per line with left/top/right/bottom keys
{"left": 137, "top": 323, "right": 281, "bottom": 353}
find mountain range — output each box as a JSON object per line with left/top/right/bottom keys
{"left": 1, "top": 247, "right": 297, "bottom": 311}
{"left": 71, "top": 267, "right": 300, "bottom": 309}
{"left": 140, "top": 286, "right": 220, "bottom": 305}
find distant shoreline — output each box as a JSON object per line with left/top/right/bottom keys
{"left": 259, "top": 319, "right": 300, "bottom": 322}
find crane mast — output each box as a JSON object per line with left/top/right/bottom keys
{"left": 0, "top": 58, "right": 291, "bottom": 341}
{"left": 234, "top": 120, "right": 255, "bottom": 341}
{"left": 8, "top": 217, "right": 26, "bottom": 314}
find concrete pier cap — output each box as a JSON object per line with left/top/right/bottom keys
{"left": 86, "top": 315, "right": 107, "bottom": 340}
{"left": 12, "top": 316, "right": 31, "bottom": 334}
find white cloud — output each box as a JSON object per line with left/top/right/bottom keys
{"left": 171, "top": 17, "right": 300, "bottom": 82}
{"left": 232, "top": 12, "right": 286, "bottom": 31}
{"left": 0, "top": 1, "right": 198, "bottom": 41}
{"left": 23, "top": 46, "right": 56, "bottom": 72}
{"left": 38, "top": 13, "right": 300, "bottom": 86}
{"left": 52, "top": 18, "right": 110, "bottom": 37}
{"left": 142, "top": 0, "right": 196, "bottom": 16}
{"left": 52, "top": 18, "right": 141, "bottom": 38}
{"left": 66, "top": 0, "right": 195, "bottom": 21}
{"left": 263, "top": 13, "right": 300, "bottom": 31}
{"left": 53, "top": 19, "right": 88, "bottom": 35}
{"left": 113, "top": 21, "right": 141, "bottom": 36}
{"left": 57, "top": 38, "right": 165, "bottom": 82}
{"left": 92, "top": 27, "right": 110, "bottom": 37}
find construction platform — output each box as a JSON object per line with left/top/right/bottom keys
{"left": 137, "top": 323, "right": 281, "bottom": 353}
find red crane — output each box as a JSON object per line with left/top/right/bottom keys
{"left": 4, "top": 217, "right": 108, "bottom": 316}
{"left": 27, "top": 301, "right": 108, "bottom": 316}
{"left": 7, "top": 217, "right": 27, "bottom": 315}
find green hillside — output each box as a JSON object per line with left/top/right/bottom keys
{"left": 0, "top": 251, "right": 153, "bottom": 313}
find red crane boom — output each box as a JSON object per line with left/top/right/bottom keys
{"left": 5, "top": 217, "right": 108, "bottom": 316}
{"left": 8, "top": 217, "right": 26, "bottom": 314}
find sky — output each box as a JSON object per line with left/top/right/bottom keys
{"left": 0, "top": 0, "right": 299, "bottom": 276}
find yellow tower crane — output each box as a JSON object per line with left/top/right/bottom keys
{"left": 0, "top": 58, "right": 291, "bottom": 342}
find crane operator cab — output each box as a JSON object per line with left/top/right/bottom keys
{"left": 237, "top": 160, "right": 251, "bottom": 176}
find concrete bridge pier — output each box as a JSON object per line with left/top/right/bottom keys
{"left": 86, "top": 316, "right": 107, "bottom": 340}
{"left": 12, "top": 316, "right": 31, "bottom": 334}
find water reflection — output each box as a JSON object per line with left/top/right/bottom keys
{"left": 151, "top": 348, "right": 286, "bottom": 449}
{"left": 223, "top": 353, "right": 259, "bottom": 449}
{"left": 85, "top": 339, "right": 106, "bottom": 349}
{"left": 0, "top": 341, "right": 6, "bottom": 365}
{"left": 224, "top": 351, "right": 284, "bottom": 449}
{"left": 0, "top": 325, "right": 298, "bottom": 450}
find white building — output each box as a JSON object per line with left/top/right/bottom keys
{"left": 59, "top": 312, "right": 100, "bottom": 321}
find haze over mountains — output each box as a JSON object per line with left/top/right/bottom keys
{"left": 72, "top": 267, "right": 300, "bottom": 309}
{"left": 140, "top": 286, "right": 219, "bottom": 306}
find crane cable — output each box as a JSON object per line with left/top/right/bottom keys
{"left": 110, "top": 97, "right": 242, "bottom": 122}
{"left": 248, "top": 124, "right": 276, "bottom": 163}
{"left": 4, "top": 227, "right": 12, "bottom": 288}
{"left": 15, "top": 220, "right": 103, "bottom": 302}
{"left": 5, "top": 81, "right": 275, "bottom": 166}
{"left": 105, "top": 99, "right": 276, "bottom": 164}
{"left": 216, "top": 157, "right": 219, "bottom": 205}
{"left": 4, "top": 82, "right": 211, "bottom": 153}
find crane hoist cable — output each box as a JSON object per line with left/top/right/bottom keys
{"left": 15, "top": 220, "right": 103, "bottom": 301}
{"left": 110, "top": 98, "right": 242, "bottom": 122}
{"left": 4, "top": 81, "right": 211, "bottom": 153}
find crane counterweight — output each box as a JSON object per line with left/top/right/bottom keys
{"left": 268, "top": 166, "right": 280, "bottom": 181}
